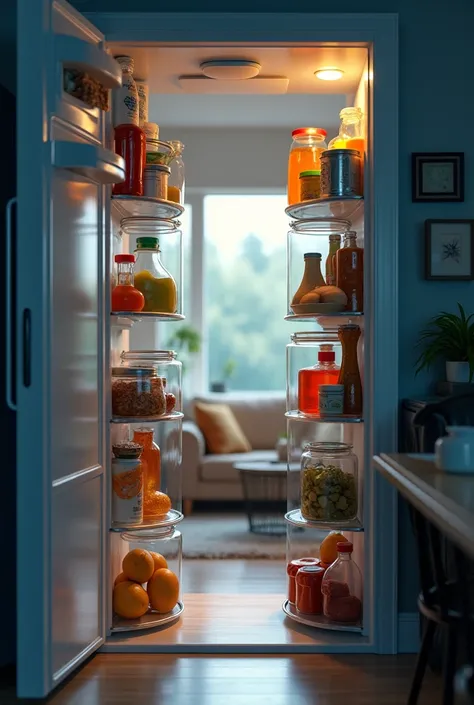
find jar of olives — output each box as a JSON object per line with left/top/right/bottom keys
{"left": 300, "top": 442, "right": 358, "bottom": 524}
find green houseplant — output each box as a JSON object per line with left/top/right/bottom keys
{"left": 166, "top": 325, "right": 201, "bottom": 375}
{"left": 415, "top": 303, "right": 474, "bottom": 383}
{"left": 211, "top": 358, "right": 237, "bottom": 393}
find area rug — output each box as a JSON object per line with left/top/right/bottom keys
{"left": 180, "top": 513, "right": 322, "bottom": 559}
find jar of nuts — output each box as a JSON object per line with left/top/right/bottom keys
{"left": 112, "top": 367, "right": 166, "bottom": 419}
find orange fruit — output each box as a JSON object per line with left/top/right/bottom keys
{"left": 114, "top": 571, "right": 129, "bottom": 587}
{"left": 113, "top": 581, "right": 149, "bottom": 619}
{"left": 149, "top": 551, "right": 168, "bottom": 572}
{"left": 147, "top": 568, "right": 179, "bottom": 613}
{"left": 319, "top": 532, "right": 346, "bottom": 565}
{"left": 122, "top": 548, "right": 155, "bottom": 583}
{"left": 143, "top": 491, "right": 172, "bottom": 519}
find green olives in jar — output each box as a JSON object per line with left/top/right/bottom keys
{"left": 300, "top": 442, "right": 358, "bottom": 523}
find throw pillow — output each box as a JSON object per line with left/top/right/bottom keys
{"left": 194, "top": 402, "right": 252, "bottom": 454}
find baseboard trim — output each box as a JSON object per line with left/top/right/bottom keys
{"left": 398, "top": 612, "right": 419, "bottom": 653}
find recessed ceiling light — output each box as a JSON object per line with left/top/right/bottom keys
{"left": 200, "top": 60, "right": 261, "bottom": 80}
{"left": 315, "top": 68, "right": 345, "bottom": 81}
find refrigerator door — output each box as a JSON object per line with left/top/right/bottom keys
{"left": 17, "top": 0, "right": 122, "bottom": 697}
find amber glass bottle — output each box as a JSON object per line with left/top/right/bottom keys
{"left": 337, "top": 325, "right": 363, "bottom": 416}
{"left": 335, "top": 232, "right": 364, "bottom": 312}
{"left": 132, "top": 428, "right": 163, "bottom": 519}
{"left": 298, "top": 344, "right": 340, "bottom": 415}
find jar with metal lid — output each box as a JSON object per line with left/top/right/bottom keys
{"left": 295, "top": 564, "right": 326, "bottom": 614}
{"left": 143, "top": 164, "right": 171, "bottom": 200}
{"left": 111, "top": 366, "right": 166, "bottom": 419}
{"left": 300, "top": 442, "right": 358, "bottom": 524}
{"left": 287, "top": 128, "right": 327, "bottom": 205}
{"left": 120, "top": 218, "right": 182, "bottom": 316}
{"left": 299, "top": 170, "right": 321, "bottom": 201}
{"left": 287, "top": 557, "right": 319, "bottom": 604}
{"left": 121, "top": 350, "right": 182, "bottom": 414}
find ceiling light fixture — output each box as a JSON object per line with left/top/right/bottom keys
{"left": 315, "top": 68, "right": 345, "bottom": 81}
{"left": 200, "top": 59, "right": 261, "bottom": 80}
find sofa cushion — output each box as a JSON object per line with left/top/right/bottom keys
{"left": 192, "top": 393, "right": 286, "bottom": 450}
{"left": 199, "top": 450, "right": 277, "bottom": 483}
{"left": 194, "top": 402, "right": 252, "bottom": 454}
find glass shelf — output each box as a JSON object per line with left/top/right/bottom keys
{"left": 285, "top": 312, "right": 364, "bottom": 326}
{"left": 110, "top": 509, "right": 184, "bottom": 532}
{"left": 286, "top": 411, "right": 364, "bottom": 424}
{"left": 112, "top": 195, "right": 184, "bottom": 220}
{"left": 285, "top": 509, "right": 364, "bottom": 532}
{"left": 282, "top": 600, "right": 362, "bottom": 633}
{"left": 111, "top": 411, "right": 184, "bottom": 424}
{"left": 111, "top": 312, "right": 185, "bottom": 326}
{"left": 111, "top": 601, "right": 184, "bottom": 633}
{"left": 285, "top": 196, "right": 363, "bottom": 222}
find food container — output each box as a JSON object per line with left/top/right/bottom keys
{"left": 135, "top": 80, "right": 149, "bottom": 125}
{"left": 145, "top": 140, "right": 175, "bottom": 165}
{"left": 121, "top": 350, "right": 182, "bottom": 414}
{"left": 143, "top": 122, "right": 159, "bottom": 143}
{"left": 287, "top": 557, "right": 320, "bottom": 604}
{"left": 112, "top": 367, "right": 166, "bottom": 418}
{"left": 111, "top": 457, "right": 143, "bottom": 526}
{"left": 300, "top": 442, "right": 358, "bottom": 523}
{"left": 144, "top": 164, "right": 171, "bottom": 200}
{"left": 320, "top": 149, "right": 362, "bottom": 199}
{"left": 295, "top": 565, "right": 326, "bottom": 614}
{"left": 318, "top": 384, "right": 344, "bottom": 416}
{"left": 322, "top": 541, "right": 363, "bottom": 623}
{"left": 299, "top": 170, "right": 321, "bottom": 201}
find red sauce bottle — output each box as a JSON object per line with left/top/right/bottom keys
{"left": 295, "top": 565, "right": 326, "bottom": 614}
{"left": 111, "top": 254, "right": 145, "bottom": 312}
{"left": 113, "top": 123, "right": 146, "bottom": 197}
{"left": 287, "top": 557, "right": 320, "bottom": 604}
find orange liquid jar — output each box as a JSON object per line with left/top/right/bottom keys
{"left": 132, "top": 427, "right": 168, "bottom": 519}
{"left": 337, "top": 325, "right": 363, "bottom": 416}
{"left": 335, "top": 232, "right": 364, "bottom": 312}
{"left": 287, "top": 128, "right": 327, "bottom": 206}
{"left": 298, "top": 344, "right": 340, "bottom": 415}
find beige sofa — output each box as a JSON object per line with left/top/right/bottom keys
{"left": 182, "top": 393, "right": 286, "bottom": 509}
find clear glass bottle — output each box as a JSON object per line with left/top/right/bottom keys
{"left": 300, "top": 442, "right": 358, "bottom": 524}
{"left": 287, "top": 128, "right": 327, "bottom": 205}
{"left": 133, "top": 236, "right": 178, "bottom": 314}
{"left": 337, "top": 324, "right": 363, "bottom": 415}
{"left": 298, "top": 344, "right": 340, "bottom": 415}
{"left": 321, "top": 541, "right": 363, "bottom": 623}
{"left": 328, "top": 107, "right": 364, "bottom": 156}
{"left": 335, "top": 232, "right": 364, "bottom": 312}
{"left": 168, "top": 140, "right": 185, "bottom": 204}
{"left": 111, "top": 254, "right": 145, "bottom": 313}
{"left": 325, "top": 234, "right": 341, "bottom": 286}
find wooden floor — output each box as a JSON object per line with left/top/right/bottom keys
{"left": 5, "top": 654, "right": 438, "bottom": 704}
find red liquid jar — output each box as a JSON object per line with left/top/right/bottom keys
{"left": 113, "top": 123, "right": 146, "bottom": 197}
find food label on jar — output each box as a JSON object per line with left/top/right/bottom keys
{"left": 112, "top": 461, "right": 143, "bottom": 524}
{"left": 113, "top": 78, "right": 139, "bottom": 126}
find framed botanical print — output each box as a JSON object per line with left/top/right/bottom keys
{"left": 425, "top": 219, "right": 474, "bottom": 280}
{"left": 412, "top": 152, "right": 464, "bottom": 202}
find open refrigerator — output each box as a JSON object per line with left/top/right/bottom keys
{"left": 12, "top": 0, "right": 397, "bottom": 699}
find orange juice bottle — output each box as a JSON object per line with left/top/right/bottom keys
{"left": 329, "top": 107, "right": 365, "bottom": 156}
{"left": 287, "top": 128, "right": 327, "bottom": 205}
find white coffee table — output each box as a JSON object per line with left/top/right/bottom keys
{"left": 233, "top": 459, "right": 289, "bottom": 535}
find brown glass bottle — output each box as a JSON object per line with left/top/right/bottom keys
{"left": 335, "top": 232, "right": 364, "bottom": 312}
{"left": 337, "top": 324, "right": 363, "bottom": 415}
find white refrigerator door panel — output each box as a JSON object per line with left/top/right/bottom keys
{"left": 17, "top": 0, "right": 116, "bottom": 697}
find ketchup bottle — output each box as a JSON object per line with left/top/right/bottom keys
{"left": 111, "top": 254, "right": 145, "bottom": 313}
{"left": 113, "top": 124, "right": 146, "bottom": 197}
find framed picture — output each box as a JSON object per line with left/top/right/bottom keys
{"left": 425, "top": 219, "right": 474, "bottom": 280}
{"left": 412, "top": 152, "right": 464, "bottom": 202}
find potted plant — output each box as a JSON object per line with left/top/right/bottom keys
{"left": 415, "top": 303, "right": 474, "bottom": 384}
{"left": 166, "top": 325, "right": 201, "bottom": 375}
{"left": 211, "top": 359, "right": 237, "bottom": 393}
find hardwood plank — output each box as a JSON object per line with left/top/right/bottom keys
{"left": 6, "top": 654, "right": 438, "bottom": 704}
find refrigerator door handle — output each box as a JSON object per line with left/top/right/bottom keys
{"left": 22, "top": 309, "right": 32, "bottom": 389}
{"left": 6, "top": 197, "right": 17, "bottom": 410}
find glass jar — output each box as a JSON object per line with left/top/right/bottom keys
{"left": 295, "top": 564, "right": 326, "bottom": 615}
{"left": 111, "top": 526, "right": 182, "bottom": 621}
{"left": 286, "top": 219, "right": 351, "bottom": 317}
{"left": 321, "top": 541, "right": 363, "bottom": 623}
{"left": 299, "top": 170, "right": 321, "bottom": 201}
{"left": 287, "top": 557, "right": 319, "bottom": 604}
{"left": 300, "top": 442, "right": 358, "bottom": 524}
{"left": 111, "top": 254, "right": 145, "bottom": 313}
{"left": 112, "top": 124, "right": 146, "bottom": 197}
{"left": 120, "top": 350, "right": 182, "bottom": 414}
{"left": 111, "top": 367, "right": 166, "bottom": 419}
{"left": 328, "top": 107, "right": 364, "bottom": 156}
{"left": 133, "top": 236, "right": 178, "bottom": 314}
{"left": 286, "top": 332, "right": 341, "bottom": 413}
{"left": 168, "top": 140, "right": 185, "bottom": 204}
{"left": 287, "top": 128, "right": 327, "bottom": 206}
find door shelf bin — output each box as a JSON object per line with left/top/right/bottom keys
{"left": 282, "top": 600, "right": 362, "bottom": 633}
{"left": 285, "top": 196, "right": 363, "bottom": 222}
{"left": 112, "top": 195, "right": 184, "bottom": 220}
{"left": 285, "top": 509, "right": 364, "bottom": 532}
{"left": 110, "top": 526, "right": 182, "bottom": 634}
{"left": 286, "top": 411, "right": 364, "bottom": 424}
{"left": 111, "top": 508, "right": 184, "bottom": 532}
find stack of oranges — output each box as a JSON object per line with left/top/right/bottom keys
{"left": 113, "top": 548, "right": 180, "bottom": 619}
